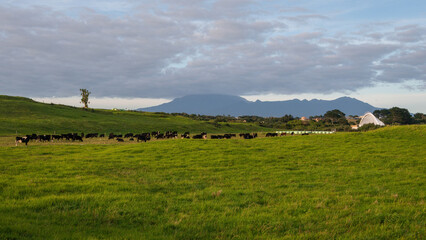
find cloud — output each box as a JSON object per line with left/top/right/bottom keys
{"left": 393, "top": 25, "right": 426, "bottom": 42}
{"left": 0, "top": 1, "right": 425, "bottom": 99}
{"left": 282, "top": 14, "right": 329, "bottom": 24}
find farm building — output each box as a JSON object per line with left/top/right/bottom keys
{"left": 359, "top": 112, "right": 385, "bottom": 127}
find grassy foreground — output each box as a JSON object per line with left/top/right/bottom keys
{"left": 0, "top": 126, "right": 425, "bottom": 239}
{"left": 0, "top": 95, "right": 272, "bottom": 135}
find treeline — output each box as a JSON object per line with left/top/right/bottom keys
{"left": 373, "top": 107, "right": 425, "bottom": 125}
{"left": 170, "top": 110, "right": 352, "bottom": 131}
{"left": 168, "top": 107, "right": 425, "bottom": 131}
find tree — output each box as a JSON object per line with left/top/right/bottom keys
{"left": 373, "top": 109, "right": 391, "bottom": 123}
{"left": 389, "top": 107, "right": 413, "bottom": 124}
{"left": 374, "top": 107, "right": 413, "bottom": 125}
{"left": 324, "top": 109, "right": 348, "bottom": 125}
{"left": 80, "top": 89, "right": 91, "bottom": 108}
{"left": 414, "top": 113, "right": 426, "bottom": 124}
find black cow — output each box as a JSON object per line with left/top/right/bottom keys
{"left": 136, "top": 133, "right": 151, "bottom": 142}
{"left": 85, "top": 133, "right": 98, "bottom": 138}
{"left": 108, "top": 133, "right": 115, "bottom": 139}
{"left": 38, "top": 135, "right": 51, "bottom": 142}
{"left": 165, "top": 131, "right": 178, "bottom": 139}
{"left": 73, "top": 135, "right": 83, "bottom": 142}
{"left": 266, "top": 133, "right": 278, "bottom": 137}
{"left": 116, "top": 138, "right": 124, "bottom": 142}
{"left": 223, "top": 134, "right": 235, "bottom": 139}
{"left": 193, "top": 132, "right": 207, "bottom": 139}
{"left": 241, "top": 133, "right": 258, "bottom": 139}
{"left": 52, "top": 135, "right": 62, "bottom": 141}
{"left": 61, "top": 133, "right": 71, "bottom": 140}
{"left": 28, "top": 134, "right": 38, "bottom": 141}
{"left": 211, "top": 135, "right": 223, "bottom": 139}
{"left": 124, "top": 133, "right": 134, "bottom": 138}
{"left": 211, "top": 134, "right": 234, "bottom": 139}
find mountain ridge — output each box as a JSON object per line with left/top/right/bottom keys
{"left": 139, "top": 94, "right": 380, "bottom": 117}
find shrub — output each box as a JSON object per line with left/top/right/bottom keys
{"left": 358, "top": 123, "right": 383, "bottom": 131}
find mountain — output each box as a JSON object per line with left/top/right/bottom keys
{"left": 138, "top": 94, "right": 380, "bottom": 117}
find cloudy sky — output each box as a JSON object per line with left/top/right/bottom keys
{"left": 1, "top": 0, "right": 425, "bottom": 112}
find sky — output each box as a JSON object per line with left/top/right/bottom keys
{"left": 1, "top": 0, "right": 425, "bottom": 112}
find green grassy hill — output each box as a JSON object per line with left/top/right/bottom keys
{"left": 0, "top": 95, "right": 272, "bottom": 135}
{"left": 0, "top": 125, "right": 424, "bottom": 239}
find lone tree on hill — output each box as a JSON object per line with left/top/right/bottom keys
{"left": 80, "top": 89, "right": 91, "bottom": 108}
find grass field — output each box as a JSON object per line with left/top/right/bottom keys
{"left": 0, "top": 125, "right": 424, "bottom": 239}
{"left": 0, "top": 95, "right": 272, "bottom": 135}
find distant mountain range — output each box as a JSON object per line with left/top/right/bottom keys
{"left": 138, "top": 94, "right": 380, "bottom": 117}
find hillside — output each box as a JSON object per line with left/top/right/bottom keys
{"left": 0, "top": 125, "right": 424, "bottom": 239}
{"left": 0, "top": 95, "right": 272, "bottom": 135}
{"left": 139, "top": 94, "right": 380, "bottom": 117}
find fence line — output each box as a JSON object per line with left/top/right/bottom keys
{"left": 275, "top": 130, "right": 335, "bottom": 135}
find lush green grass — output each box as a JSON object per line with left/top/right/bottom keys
{"left": 0, "top": 125, "right": 424, "bottom": 239}
{"left": 0, "top": 95, "right": 272, "bottom": 135}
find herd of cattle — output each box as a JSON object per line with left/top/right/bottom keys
{"left": 15, "top": 131, "right": 293, "bottom": 146}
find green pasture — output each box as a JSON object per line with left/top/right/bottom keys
{"left": 0, "top": 125, "right": 425, "bottom": 239}
{"left": 0, "top": 95, "right": 272, "bottom": 135}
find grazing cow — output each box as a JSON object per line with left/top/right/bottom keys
{"left": 266, "top": 133, "right": 278, "bottom": 137}
{"left": 280, "top": 132, "right": 287, "bottom": 136}
{"left": 193, "top": 132, "right": 207, "bottom": 139}
{"left": 99, "top": 134, "right": 105, "bottom": 138}
{"left": 181, "top": 132, "right": 190, "bottom": 139}
{"left": 52, "top": 135, "right": 62, "bottom": 141}
{"left": 151, "top": 131, "right": 160, "bottom": 137}
{"left": 224, "top": 134, "right": 235, "bottom": 139}
{"left": 211, "top": 134, "right": 234, "bottom": 139}
{"left": 73, "top": 135, "right": 83, "bottom": 142}
{"left": 85, "top": 133, "right": 98, "bottom": 138}
{"left": 62, "top": 133, "right": 71, "bottom": 140}
{"left": 156, "top": 133, "right": 165, "bottom": 139}
{"left": 241, "top": 133, "right": 258, "bottom": 139}
{"left": 116, "top": 138, "right": 124, "bottom": 142}
{"left": 15, "top": 136, "right": 29, "bottom": 146}
{"left": 136, "top": 133, "right": 151, "bottom": 142}
{"left": 38, "top": 135, "right": 51, "bottom": 142}
{"left": 165, "top": 131, "right": 178, "bottom": 139}
{"left": 108, "top": 133, "right": 115, "bottom": 140}
{"left": 124, "top": 133, "right": 134, "bottom": 138}
{"left": 129, "top": 138, "right": 134, "bottom": 141}
{"left": 27, "top": 134, "right": 38, "bottom": 141}
{"left": 211, "top": 135, "right": 223, "bottom": 139}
